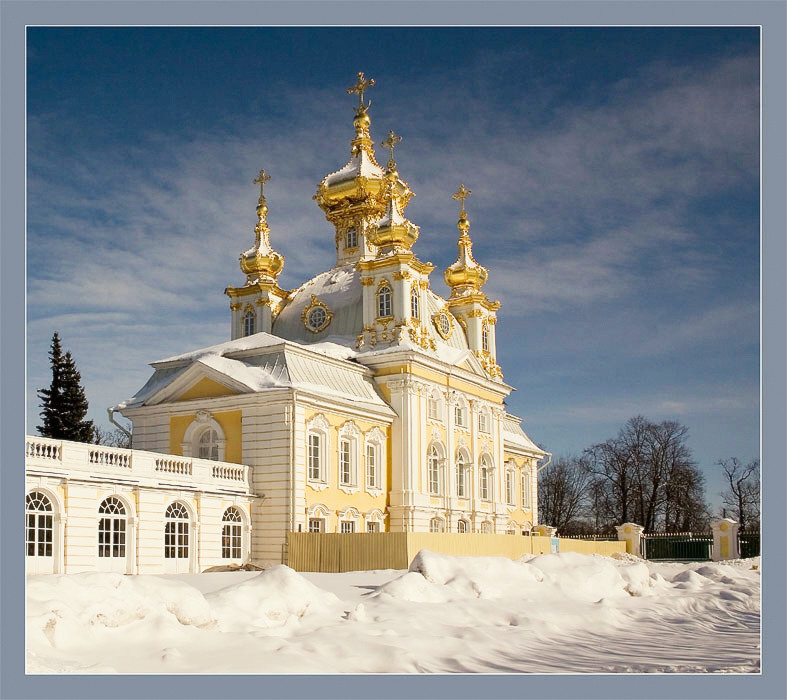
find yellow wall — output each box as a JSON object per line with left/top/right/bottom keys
{"left": 169, "top": 410, "right": 243, "bottom": 464}
{"left": 287, "top": 532, "right": 627, "bottom": 572}
{"left": 176, "top": 377, "right": 238, "bottom": 401}
{"left": 304, "top": 409, "right": 391, "bottom": 525}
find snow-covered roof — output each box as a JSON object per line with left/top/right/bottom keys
{"left": 272, "top": 265, "right": 363, "bottom": 344}
{"left": 117, "top": 332, "right": 394, "bottom": 416}
{"left": 322, "top": 150, "right": 384, "bottom": 188}
{"left": 502, "top": 414, "right": 545, "bottom": 455}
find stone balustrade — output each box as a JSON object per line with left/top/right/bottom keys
{"left": 25, "top": 435, "right": 252, "bottom": 493}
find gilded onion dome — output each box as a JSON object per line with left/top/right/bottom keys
{"left": 239, "top": 169, "right": 284, "bottom": 284}
{"left": 314, "top": 73, "right": 413, "bottom": 224}
{"left": 444, "top": 185, "right": 489, "bottom": 295}
{"left": 367, "top": 130, "right": 419, "bottom": 252}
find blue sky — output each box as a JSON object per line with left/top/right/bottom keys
{"left": 26, "top": 27, "right": 759, "bottom": 513}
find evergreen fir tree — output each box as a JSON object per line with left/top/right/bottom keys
{"left": 37, "top": 332, "right": 94, "bottom": 442}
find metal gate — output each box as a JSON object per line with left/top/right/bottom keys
{"left": 642, "top": 533, "right": 713, "bottom": 561}
{"left": 738, "top": 532, "right": 760, "bottom": 558}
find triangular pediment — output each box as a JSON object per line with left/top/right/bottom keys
{"left": 145, "top": 361, "right": 251, "bottom": 406}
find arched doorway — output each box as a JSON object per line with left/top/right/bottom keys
{"left": 97, "top": 496, "right": 128, "bottom": 573}
{"left": 164, "top": 502, "right": 191, "bottom": 573}
{"left": 26, "top": 491, "right": 55, "bottom": 574}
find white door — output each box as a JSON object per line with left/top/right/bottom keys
{"left": 26, "top": 492, "right": 55, "bottom": 575}
{"left": 164, "top": 502, "right": 191, "bottom": 573}
{"left": 97, "top": 497, "right": 128, "bottom": 573}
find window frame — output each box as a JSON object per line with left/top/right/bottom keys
{"left": 221, "top": 507, "right": 243, "bottom": 559}
{"left": 427, "top": 443, "right": 443, "bottom": 495}
{"left": 243, "top": 308, "right": 256, "bottom": 337}
{"left": 97, "top": 496, "right": 127, "bottom": 559}
{"left": 164, "top": 502, "right": 190, "bottom": 560}
{"left": 306, "top": 415, "right": 330, "bottom": 489}
{"left": 377, "top": 283, "right": 393, "bottom": 319}
{"left": 25, "top": 491, "right": 54, "bottom": 559}
{"left": 411, "top": 286, "right": 420, "bottom": 319}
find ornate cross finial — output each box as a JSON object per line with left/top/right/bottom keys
{"left": 381, "top": 129, "right": 403, "bottom": 170}
{"left": 254, "top": 169, "right": 271, "bottom": 199}
{"left": 452, "top": 184, "right": 472, "bottom": 217}
{"left": 347, "top": 71, "right": 375, "bottom": 111}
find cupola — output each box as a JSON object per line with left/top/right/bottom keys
{"left": 239, "top": 169, "right": 284, "bottom": 284}
{"left": 444, "top": 185, "right": 489, "bottom": 296}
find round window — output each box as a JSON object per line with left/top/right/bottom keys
{"left": 308, "top": 306, "right": 328, "bottom": 331}
{"left": 439, "top": 313, "right": 451, "bottom": 336}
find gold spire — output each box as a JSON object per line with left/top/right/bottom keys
{"left": 381, "top": 129, "right": 402, "bottom": 172}
{"left": 346, "top": 72, "right": 377, "bottom": 156}
{"left": 240, "top": 169, "right": 284, "bottom": 284}
{"left": 367, "top": 132, "right": 419, "bottom": 253}
{"left": 444, "top": 184, "right": 488, "bottom": 294}
{"left": 346, "top": 71, "right": 375, "bottom": 111}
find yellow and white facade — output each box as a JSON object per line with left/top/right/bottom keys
{"left": 25, "top": 74, "right": 547, "bottom": 572}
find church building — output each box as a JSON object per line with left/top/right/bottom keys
{"left": 25, "top": 74, "right": 547, "bottom": 573}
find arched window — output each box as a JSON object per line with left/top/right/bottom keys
{"left": 482, "top": 322, "right": 489, "bottom": 352}
{"left": 164, "top": 502, "right": 189, "bottom": 560}
{"left": 411, "top": 287, "right": 420, "bottom": 319}
{"left": 428, "top": 444, "right": 442, "bottom": 495}
{"left": 338, "top": 421, "right": 361, "bottom": 489}
{"left": 480, "top": 521, "right": 493, "bottom": 534}
{"left": 198, "top": 428, "right": 219, "bottom": 461}
{"left": 457, "top": 519, "right": 468, "bottom": 534}
{"left": 377, "top": 284, "right": 392, "bottom": 318}
{"left": 222, "top": 507, "right": 243, "bottom": 559}
{"left": 98, "top": 497, "right": 127, "bottom": 559}
{"left": 243, "top": 309, "right": 256, "bottom": 337}
{"left": 506, "top": 522, "right": 517, "bottom": 535}
{"left": 26, "top": 491, "right": 53, "bottom": 558}
{"left": 306, "top": 415, "right": 329, "bottom": 485}
{"left": 366, "top": 443, "right": 378, "bottom": 489}
{"left": 346, "top": 227, "right": 358, "bottom": 248}
{"left": 456, "top": 451, "right": 468, "bottom": 498}
{"left": 429, "top": 517, "right": 445, "bottom": 533}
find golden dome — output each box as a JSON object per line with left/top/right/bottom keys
{"left": 444, "top": 185, "right": 489, "bottom": 294}
{"left": 240, "top": 170, "right": 284, "bottom": 284}
{"left": 314, "top": 74, "right": 413, "bottom": 225}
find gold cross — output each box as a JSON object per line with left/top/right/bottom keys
{"left": 253, "top": 169, "right": 271, "bottom": 197}
{"left": 346, "top": 71, "right": 375, "bottom": 110}
{"left": 452, "top": 184, "right": 472, "bottom": 216}
{"left": 381, "top": 130, "right": 403, "bottom": 169}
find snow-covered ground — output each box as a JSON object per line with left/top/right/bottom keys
{"left": 26, "top": 550, "right": 760, "bottom": 674}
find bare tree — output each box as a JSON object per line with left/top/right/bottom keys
{"left": 537, "top": 455, "right": 592, "bottom": 532}
{"left": 718, "top": 457, "right": 760, "bottom": 531}
{"left": 93, "top": 425, "right": 132, "bottom": 448}
{"left": 583, "top": 416, "right": 708, "bottom": 532}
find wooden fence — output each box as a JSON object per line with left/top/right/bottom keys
{"left": 286, "top": 532, "right": 626, "bottom": 573}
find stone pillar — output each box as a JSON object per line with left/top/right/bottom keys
{"left": 711, "top": 518, "right": 740, "bottom": 561}
{"left": 533, "top": 524, "right": 557, "bottom": 538}
{"left": 615, "top": 522, "right": 645, "bottom": 557}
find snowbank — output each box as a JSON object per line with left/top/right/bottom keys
{"left": 26, "top": 552, "right": 761, "bottom": 674}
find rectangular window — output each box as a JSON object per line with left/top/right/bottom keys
{"left": 340, "top": 521, "right": 355, "bottom": 534}
{"left": 506, "top": 471, "right": 514, "bottom": 505}
{"left": 367, "top": 521, "right": 380, "bottom": 533}
{"left": 347, "top": 227, "right": 358, "bottom": 248}
{"left": 340, "top": 439, "right": 352, "bottom": 485}
{"left": 456, "top": 465, "right": 466, "bottom": 498}
{"left": 308, "top": 518, "right": 323, "bottom": 533}
{"left": 366, "top": 444, "right": 377, "bottom": 488}
{"left": 308, "top": 433, "right": 322, "bottom": 481}
{"left": 428, "top": 397, "right": 439, "bottom": 420}
{"left": 222, "top": 524, "right": 241, "bottom": 558}
{"left": 479, "top": 412, "right": 488, "bottom": 433}
{"left": 522, "top": 473, "right": 530, "bottom": 508}
{"left": 455, "top": 405, "right": 465, "bottom": 427}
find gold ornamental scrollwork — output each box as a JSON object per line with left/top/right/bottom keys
{"left": 433, "top": 309, "right": 454, "bottom": 340}
{"left": 301, "top": 294, "right": 333, "bottom": 334}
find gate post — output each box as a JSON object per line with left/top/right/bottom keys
{"left": 711, "top": 518, "right": 740, "bottom": 561}
{"left": 615, "top": 523, "right": 644, "bottom": 557}
{"left": 533, "top": 524, "right": 557, "bottom": 538}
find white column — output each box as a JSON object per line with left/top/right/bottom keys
{"left": 128, "top": 516, "right": 139, "bottom": 574}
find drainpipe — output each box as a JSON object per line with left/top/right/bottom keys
{"left": 107, "top": 408, "right": 132, "bottom": 440}
{"left": 536, "top": 453, "right": 552, "bottom": 473}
